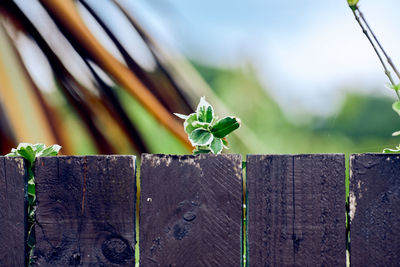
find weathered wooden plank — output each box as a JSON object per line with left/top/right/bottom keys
{"left": 247, "top": 155, "right": 293, "bottom": 266}
{"left": 247, "top": 154, "right": 345, "bottom": 266}
{"left": 0, "top": 157, "right": 27, "bottom": 267}
{"left": 350, "top": 154, "right": 400, "bottom": 266}
{"left": 34, "top": 155, "right": 136, "bottom": 266}
{"left": 140, "top": 154, "right": 242, "bottom": 266}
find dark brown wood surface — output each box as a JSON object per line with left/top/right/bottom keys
{"left": 247, "top": 154, "right": 345, "bottom": 266}
{"left": 140, "top": 154, "right": 242, "bottom": 266}
{"left": 350, "top": 154, "right": 400, "bottom": 266}
{"left": 34, "top": 155, "right": 136, "bottom": 266}
{"left": 0, "top": 157, "right": 27, "bottom": 267}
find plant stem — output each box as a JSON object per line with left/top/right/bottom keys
{"left": 357, "top": 9, "right": 400, "bottom": 81}
{"left": 351, "top": 7, "right": 400, "bottom": 100}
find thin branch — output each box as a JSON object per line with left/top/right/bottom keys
{"left": 357, "top": 8, "right": 400, "bottom": 81}
{"left": 351, "top": 8, "right": 400, "bottom": 99}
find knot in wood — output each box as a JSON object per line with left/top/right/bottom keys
{"left": 102, "top": 235, "right": 134, "bottom": 264}
{"left": 173, "top": 223, "right": 189, "bottom": 240}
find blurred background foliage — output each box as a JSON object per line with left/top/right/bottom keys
{"left": 0, "top": 0, "right": 399, "bottom": 156}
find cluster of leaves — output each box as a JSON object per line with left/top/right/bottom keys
{"left": 6, "top": 143, "right": 61, "bottom": 266}
{"left": 175, "top": 97, "right": 240, "bottom": 154}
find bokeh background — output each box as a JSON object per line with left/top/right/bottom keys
{"left": 1, "top": 0, "right": 400, "bottom": 156}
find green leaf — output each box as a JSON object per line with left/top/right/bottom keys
{"left": 210, "top": 138, "right": 223, "bottom": 154}
{"left": 192, "top": 121, "right": 210, "bottom": 128}
{"left": 392, "top": 131, "right": 400, "bottom": 136}
{"left": 33, "top": 144, "right": 45, "bottom": 153}
{"left": 5, "top": 149, "right": 18, "bottom": 157}
{"left": 383, "top": 148, "right": 400, "bottom": 153}
{"left": 17, "top": 146, "right": 36, "bottom": 164}
{"left": 27, "top": 183, "right": 35, "bottom": 196}
{"left": 39, "top": 145, "right": 62, "bottom": 157}
{"left": 189, "top": 128, "right": 213, "bottom": 146}
{"left": 242, "top": 161, "right": 247, "bottom": 169}
{"left": 393, "top": 101, "right": 400, "bottom": 116}
{"left": 174, "top": 113, "right": 188, "bottom": 120}
{"left": 184, "top": 113, "right": 198, "bottom": 134}
{"left": 222, "top": 138, "right": 229, "bottom": 149}
{"left": 196, "top": 96, "right": 214, "bottom": 123}
{"left": 383, "top": 144, "right": 400, "bottom": 153}
{"left": 193, "top": 148, "right": 212, "bottom": 155}
{"left": 210, "top": 116, "right": 241, "bottom": 138}
{"left": 386, "top": 83, "right": 400, "bottom": 91}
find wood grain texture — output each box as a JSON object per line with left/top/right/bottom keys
{"left": 350, "top": 154, "right": 400, "bottom": 266}
{"left": 0, "top": 157, "right": 27, "bottom": 267}
{"left": 140, "top": 154, "right": 242, "bottom": 266}
{"left": 247, "top": 154, "right": 345, "bottom": 266}
{"left": 34, "top": 155, "right": 136, "bottom": 266}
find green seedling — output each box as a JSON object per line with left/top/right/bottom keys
{"left": 175, "top": 97, "right": 241, "bottom": 154}
{"left": 6, "top": 143, "right": 61, "bottom": 266}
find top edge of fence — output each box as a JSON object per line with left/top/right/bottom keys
{"left": 350, "top": 153, "right": 400, "bottom": 157}
{"left": 35, "top": 155, "right": 135, "bottom": 159}
{"left": 246, "top": 153, "right": 345, "bottom": 157}
{"left": 0, "top": 155, "right": 136, "bottom": 157}
{"left": 141, "top": 153, "right": 241, "bottom": 159}
{"left": 0, "top": 156, "right": 26, "bottom": 160}
{"left": 3, "top": 153, "right": 398, "bottom": 160}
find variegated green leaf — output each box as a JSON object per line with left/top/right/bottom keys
{"left": 196, "top": 96, "right": 214, "bottom": 123}
{"left": 210, "top": 138, "right": 223, "bottom": 154}
{"left": 6, "top": 148, "right": 18, "bottom": 157}
{"left": 184, "top": 113, "right": 197, "bottom": 134}
{"left": 193, "top": 121, "right": 210, "bottom": 128}
{"left": 189, "top": 128, "right": 213, "bottom": 146}
{"left": 383, "top": 146, "right": 400, "bottom": 153}
{"left": 210, "top": 116, "right": 241, "bottom": 138}
{"left": 6, "top": 143, "right": 62, "bottom": 163}
{"left": 174, "top": 113, "right": 188, "bottom": 120}
{"left": 39, "top": 144, "right": 62, "bottom": 157}
{"left": 193, "top": 148, "right": 212, "bottom": 155}
{"left": 33, "top": 143, "right": 45, "bottom": 153}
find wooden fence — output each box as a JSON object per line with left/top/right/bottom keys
{"left": 0, "top": 154, "right": 398, "bottom": 266}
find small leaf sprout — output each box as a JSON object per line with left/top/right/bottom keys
{"left": 174, "top": 97, "right": 241, "bottom": 154}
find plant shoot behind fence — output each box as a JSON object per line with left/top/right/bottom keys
{"left": 346, "top": 0, "right": 400, "bottom": 152}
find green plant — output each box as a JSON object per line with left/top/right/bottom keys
{"left": 346, "top": 0, "right": 400, "bottom": 153}
{"left": 6, "top": 143, "right": 61, "bottom": 266}
{"left": 175, "top": 97, "right": 241, "bottom": 154}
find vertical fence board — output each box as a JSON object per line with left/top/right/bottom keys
{"left": 140, "top": 154, "right": 242, "bottom": 266}
{"left": 0, "top": 157, "right": 27, "bottom": 267}
{"left": 247, "top": 154, "right": 345, "bottom": 266}
{"left": 350, "top": 154, "right": 400, "bottom": 266}
{"left": 34, "top": 156, "right": 136, "bottom": 266}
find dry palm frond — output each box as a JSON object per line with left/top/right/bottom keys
{"left": 0, "top": 0, "right": 260, "bottom": 154}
